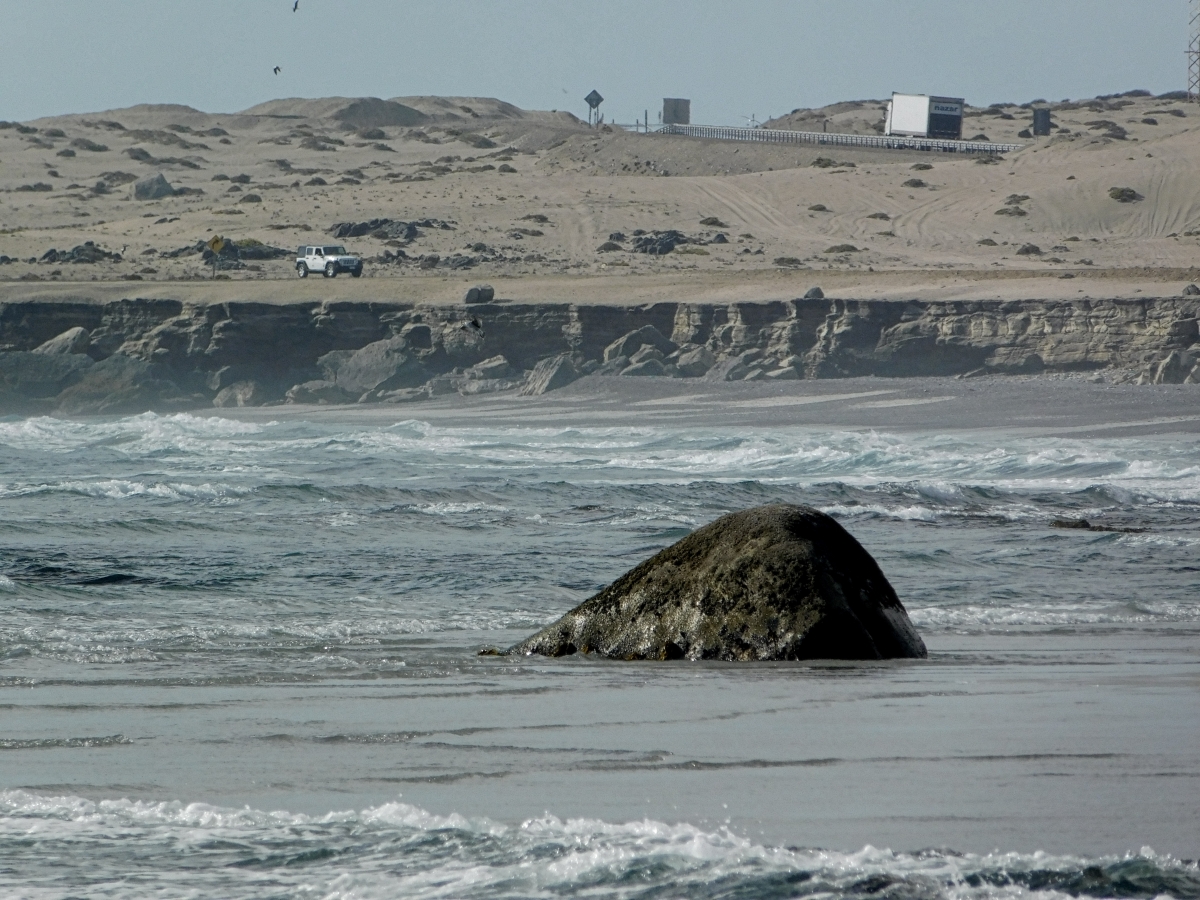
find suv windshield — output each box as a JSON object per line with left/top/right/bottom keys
{"left": 322, "top": 246, "right": 347, "bottom": 256}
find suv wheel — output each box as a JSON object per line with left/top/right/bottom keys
{"left": 296, "top": 263, "right": 308, "bottom": 278}
{"left": 324, "top": 262, "right": 337, "bottom": 278}
{"left": 350, "top": 268, "right": 363, "bottom": 278}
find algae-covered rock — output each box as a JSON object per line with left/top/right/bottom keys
{"left": 508, "top": 504, "right": 926, "bottom": 662}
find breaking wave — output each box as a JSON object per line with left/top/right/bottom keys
{"left": 0, "top": 791, "right": 1196, "bottom": 900}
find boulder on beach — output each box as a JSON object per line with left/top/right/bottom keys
{"left": 673, "top": 345, "right": 716, "bottom": 377}
{"left": 285, "top": 379, "right": 353, "bottom": 405}
{"left": 213, "top": 380, "right": 269, "bottom": 408}
{"left": 333, "top": 336, "right": 428, "bottom": 396}
{"left": 464, "top": 284, "right": 495, "bottom": 304}
{"left": 603, "top": 325, "right": 676, "bottom": 363}
{"left": 507, "top": 504, "right": 927, "bottom": 661}
{"left": 522, "top": 354, "right": 579, "bottom": 395}
{"left": 133, "top": 173, "right": 175, "bottom": 200}
{"left": 54, "top": 354, "right": 185, "bottom": 416}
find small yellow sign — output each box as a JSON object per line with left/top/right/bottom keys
{"left": 207, "top": 235, "right": 225, "bottom": 254}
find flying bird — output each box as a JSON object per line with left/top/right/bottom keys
{"left": 273, "top": 66, "right": 282, "bottom": 75}
{"left": 293, "top": 0, "right": 299, "bottom": 10}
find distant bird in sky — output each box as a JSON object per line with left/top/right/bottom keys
{"left": 293, "top": 0, "right": 299, "bottom": 10}
{"left": 273, "top": 66, "right": 282, "bottom": 75}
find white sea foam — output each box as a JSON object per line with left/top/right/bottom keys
{"left": 0, "top": 478, "right": 249, "bottom": 502}
{"left": 0, "top": 791, "right": 1193, "bottom": 900}
{"left": 0, "top": 412, "right": 266, "bottom": 454}
{"left": 909, "top": 599, "right": 1200, "bottom": 628}
{"left": 5, "top": 610, "right": 554, "bottom": 655}
{"left": 820, "top": 503, "right": 942, "bottom": 522}
{"left": 5, "top": 415, "right": 1198, "bottom": 505}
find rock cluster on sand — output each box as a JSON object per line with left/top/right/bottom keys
{"left": 506, "top": 504, "right": 928, "bottom": 662}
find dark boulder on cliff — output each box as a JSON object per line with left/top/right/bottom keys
{"left": 508, "top": 504, "right": 926, "bottom": 662}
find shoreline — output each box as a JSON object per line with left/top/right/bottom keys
{"left": 201, "top": 374, "right": 1200, "bottom": 438}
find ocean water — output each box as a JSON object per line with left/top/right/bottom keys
{"left": 1, "top": 412, "right": 1198, "bottom": 898}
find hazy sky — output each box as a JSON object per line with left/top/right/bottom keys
{"left": 0, "top": 0, "right": 1190, "bottom": 124}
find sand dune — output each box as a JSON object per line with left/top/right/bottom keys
{"left": 0, "top": 91, "right": 1196, "bottom": 297}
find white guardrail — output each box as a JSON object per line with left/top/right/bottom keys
{"left": 656, "top": 123, "right": 1024, "bottom": 155}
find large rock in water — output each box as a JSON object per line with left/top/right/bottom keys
{"left": 508, "top": 504, "right": 927, "bottom": 661}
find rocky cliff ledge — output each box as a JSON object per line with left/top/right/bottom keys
{"left": 1, "top": 294, "right": 1197, "bottom": 414}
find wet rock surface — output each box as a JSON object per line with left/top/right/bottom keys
{"left": 507, "top": 504, "right": 927, "bottom": 662}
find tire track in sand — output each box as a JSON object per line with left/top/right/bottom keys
{"left": 693, "top": 180, "right": 793, "bottom": 236}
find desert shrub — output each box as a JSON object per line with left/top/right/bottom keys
{"left": 70, "top": 138, "right": 108, "bottom": 152}
{"left": 459, "top": 133, "right": 497, "bottom": 149}
{"left": 1109, "top": 187, "right": 1141, "bottom": 203}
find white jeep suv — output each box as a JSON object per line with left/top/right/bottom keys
{"left": 296, "top": 245, "right": 363, "bottom": 278}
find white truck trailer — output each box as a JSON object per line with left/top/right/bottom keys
{"left": 884, "top": 93, "right": 965, "bottom": 140}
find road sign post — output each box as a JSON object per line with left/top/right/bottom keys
{"left": 207, "top": 235, "right": 225, "bottom": 279}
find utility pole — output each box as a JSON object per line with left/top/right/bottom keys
{"left": 1190, "top": 0, "right": 1200, "bottom": 103}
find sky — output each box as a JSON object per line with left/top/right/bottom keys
{"left": 0, "top": 0, "right": 1191, "bottom": 125}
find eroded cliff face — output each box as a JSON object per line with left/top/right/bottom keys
{"left": 804, "top": 298, "right": 1200, "bottom": 379}
{"left": 1, "top": 295, "right": 1197, "bottom": 413}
